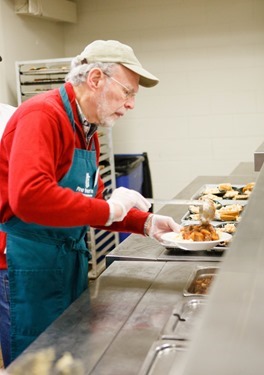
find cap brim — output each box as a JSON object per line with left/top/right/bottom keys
{"left": 122, "top": 63, "right": 159, "bottom": 88}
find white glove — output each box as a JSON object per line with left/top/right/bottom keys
{"left": 106, "top": 187, "right": 151, "bottom": 225}
{"left": 145, "top": 214, "right": 181, "bottom": 241}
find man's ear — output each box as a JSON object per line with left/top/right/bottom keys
{"left": 87, "top": 68, "right": 104, "bottom": 90}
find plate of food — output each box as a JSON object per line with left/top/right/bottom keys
{"left": 161, "top": 223, "right": 232, "bottom": 251}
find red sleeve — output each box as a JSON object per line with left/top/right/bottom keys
{"left": 95, "top": 209, "right": 150, "bottom": 235}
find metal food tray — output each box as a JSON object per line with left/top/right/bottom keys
{"left": 190, "top": 183, "right": 251, "bottom": 202}
{"left": 138, "top": 340, "right": 187, "bottom": 375}
{"left": 21, "top": 68, "right": 69, "bottom": 75}
{"left": 161, "top": 298, "right": 206, "bottom": 340}
{"left": 183, "top": 266, "right": 219, "bottom": 297}
{"left": 181, "top": 201, "right": 247, "bottom": 224}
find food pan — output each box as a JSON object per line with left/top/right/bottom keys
{"left": 161, "top": 298, "right": 206, "bottom": 340}
{"left": 181, "top": 201, "right": 246, "bottom": 223}
{"left": 190, "top": 183, "right": 254, "bottom": 202}
{"left": 183, "top": 266, "right": 219, "bottom": 297}
{"left": 138, "top": 340, "right": 187, "bottom": 375}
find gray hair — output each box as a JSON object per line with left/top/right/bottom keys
{"left": 65, "top": 58, "right": 117, "bottom": 85}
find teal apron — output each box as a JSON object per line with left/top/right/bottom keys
{"left": 0, "top": 85, "right": 98, "bottom": 361}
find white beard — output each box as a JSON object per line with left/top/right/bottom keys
{"left": 97, "top": 85, "right": 117, "bottom": 128}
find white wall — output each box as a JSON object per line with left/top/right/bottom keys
{"left": 64, "top": 0, "right": 264, "bottom": 204}
{"left": 1, "top": 0, "right": 264, "bottom": 206}
{"left": 0, "top": 0, "right": 65, "bottom": 105}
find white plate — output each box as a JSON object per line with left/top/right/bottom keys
{"left": 161, "top": 231, "right": 232, "bottom": 251}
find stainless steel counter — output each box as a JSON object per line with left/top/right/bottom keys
{"left": 7, "top": 172, "right": 260, "bottom": 374}
{"left": 7, "top": 260, "right": 214, "bottom": 374}
{"left": 230, "top": 161, "right": 259, "bottom": 177}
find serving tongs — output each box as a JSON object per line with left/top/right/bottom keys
{"left": 147, "top": 198, "right": 215, "bottom": 224}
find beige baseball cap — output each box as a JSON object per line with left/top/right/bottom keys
{"left": 78, "top": 40, "right": 159, "bottom": 88}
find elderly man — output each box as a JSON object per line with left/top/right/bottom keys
{"left": 0, "top": 40, "right": 180, "bottom": 366}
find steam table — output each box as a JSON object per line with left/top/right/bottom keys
{"left": 7, "top": 172, "right": 259, "bottom": 374}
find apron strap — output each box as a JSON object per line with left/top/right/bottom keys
{"left": 60, "top": 85, "right": 97, "bottom": 151}
{"left": 62, "top": 236, "right": 90, "bottom": 257}
{"left": 59, "top": 85, "right": 76, "bottom": 131}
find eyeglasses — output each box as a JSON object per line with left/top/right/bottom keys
{"left": 104, "top": 73, "right": 136, "bottom": 100}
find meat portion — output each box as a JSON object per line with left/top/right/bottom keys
{"left": 193, "top": 275, "right": 214, "bottom": 294}
{"left": 181, "top": 224, "right": 219, "bottom": 242}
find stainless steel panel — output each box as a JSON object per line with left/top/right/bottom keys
{"left": 230, "top": 162, "right": 258, "bottom": 176}
{"left": 162, "top": 298, "right": 206, "bottom": 340}
{"left": 254, "top": 142, "right": 264, "bottom": 171}
{"left": 147, "top": 198, "right": 203, "bottom": 206}
{"left": 158, "top": 246, "right": 224, "bottom": 262}
{"left": 138, "top": 340, "right": 187, "bottom": 375}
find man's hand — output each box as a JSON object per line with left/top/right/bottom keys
{"left": 106, "top": 187, "right": 151, "bottom": 225}
{"left": 146, "top": 214, "right": 181, "bottom": 241}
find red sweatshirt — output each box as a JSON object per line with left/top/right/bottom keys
{"left": 0, "top": 83, "right": 149, "bottom": 269}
